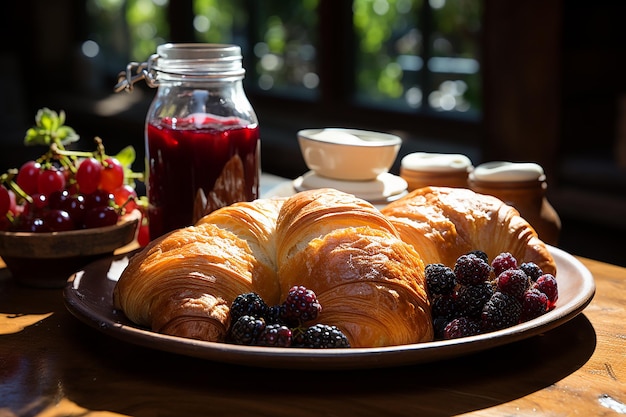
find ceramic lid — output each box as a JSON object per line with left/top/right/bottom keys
{"left": 471, "top": 161, "right": 545, "bottom": 182}
{"left": 401, "top": 152, "right": 473, "bottom": 172}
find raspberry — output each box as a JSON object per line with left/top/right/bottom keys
{"left": 519, "top": 262, "right": 543, "bottom": 281}
{"left": 431, "top": 294, "right": 458, "bottom": 321}
{"left": 520, "top": 288, "right": 549, "bottom": 322}
{"left": 456, "top": 282, "right": 494, "bottom": 318}
{"left": 442, "top": 317, "right": 482, "bottom": 340}
{"left": 491, "top": 252, "right": 518, "bottom": 277}
{"left": 282, "top": 286, "right": 322, "bottom": 326}
{"left": 454, "top": 254, "right": 493, "bottom": 286}
{"left": 257, "top": 324, "right": 293, "bottom": 347}
{"left": 425, "top": 263, "right": 457, "bottom": 295}
{"left": 533, "top": 274, "right": 558, "bottom": 309}
{"left": 229, "top": 315, "right": 266, "bottom": 345}
{"left": 295, "top": 324, "right": 350, "bottom": 348}
{"left": 496, "top": 268, "right": 530, "bottom": 300}
{"left": 481, "top": 292, "right": 521, "bottom": 332}
{"left": 230, "top": 292, "right": 268, "bottom": 323}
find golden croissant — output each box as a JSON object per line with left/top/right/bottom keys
{"left": 113, "top": 186, "right": 556, "bottom": 348}
{"left": 380, "top": 186, "right": 556, "bottom": 276}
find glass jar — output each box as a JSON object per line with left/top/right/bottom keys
{"left": 116, "top": 43, "right": 260, "bottom": 240}
{"left": 468, "top": 161, "right": 561, "bottom": 246}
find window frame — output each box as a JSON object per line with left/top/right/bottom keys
{"left": 166, "top": 0, "right": 482, "bottom": 144}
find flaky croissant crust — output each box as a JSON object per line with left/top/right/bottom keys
{"left": 113, "top": 186, "right": 556, "bottom": 348}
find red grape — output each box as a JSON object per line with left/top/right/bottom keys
{"left": 37, "top": 167, "right": 66, "bottom": 197}
{"left": 16, "top": 160, "right": 41, "bottom": 195}
{"left": 44, "top": 209, "right": 74, "bottom": 232}
{"left": 48, "top": 189, "right": 70, "bottom": 210}
{"left": 83, "top": 206, "right": 119, "bottom": 228}
{"left": 0, "top": 185, "right": 10, "bottom": 216}
{"left": 76, "top": 157, "right": 102, "bottom": 194}
{"left": 100, "top": 157, "right": 124, "bottom": 192}
{"left": 113, "top": 184, "right": 138, "bottom": 213}
{"left": 62, "top": 194, "right": 86, "bottom": 227}
{"left": 84, "top": 189, "right": 114, "bottom": 210}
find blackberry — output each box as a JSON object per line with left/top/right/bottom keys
{"left": 296, "top": 324, "right": 351, "bottom": 348}
{"left": 520, "top": 288, "right": 549, "bottom": 322}
{"left": 491, "top": 252, "right": 518, "bottom": 277}
{"left": 432, "top": 316, "right": 450, "bottom": 340}
{"left": 456, "top": 282, "right": 494, "bottom": 318}
{"left": 257, "top": 324, "right": 293, "bottom": 347}
{"left": 481, "top": 291, "right": 521, "bottom": 332}
{"left": 467, "top": 250, "right": 489, "bottom": 263}
{"left": 230, "top": 292, "right": 268, "bottom": 322}
{"left": 265, "top": 304, "right": 287, "bottom": 325}
{"left": 533, "top": 274, "right": 558, "bottom": 308}
{"left": 282, "top": 285, "right": 322, "bottom": 326}
{"left": 454, "top": 253, "right": 493, "bottom": 286}
{"left": 496, "top": 268, "right": 530, "bottom": 300}
{"left": 519, "top": 262, "right": 543, "bottom": 281}
{"left": 425, "top": 263, "right": 457, "bottom": 296}
{"left": 442, "top": 317, "right": 482, "bottom": 340}
{"left": 431, "top": 294, "right": 458, "bottom": 321}
{"left": 229, "top": 315, "right": 266, "bottom": 345}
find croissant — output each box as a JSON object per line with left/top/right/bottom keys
{"left": 274, "top": 188, "right": 433, "bottom": 347}
{"left": 380, "top": 186, "right": 556, "bottom": 275}
{"left": 112, "top": 198, "right": 284, "bottom": 342}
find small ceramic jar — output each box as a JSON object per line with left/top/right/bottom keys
{"left": 400, "top": 152, "right": 473, "bottom": 191}
{"left": 468, "top": 161, "right": 561, "bottom": 246}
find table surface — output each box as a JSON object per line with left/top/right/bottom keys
{"left": 1, "top": 176, "right": 625, "bottom": 416}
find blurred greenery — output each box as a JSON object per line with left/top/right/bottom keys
{"left": 87, "top": 0, "right": 481, "bottom": 114}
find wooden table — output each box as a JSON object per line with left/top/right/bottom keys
{"left": 0, "top": 253, "right": 624, "bottom": 416}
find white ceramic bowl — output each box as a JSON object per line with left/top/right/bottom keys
{"left": 297, "top": 128, "right": 402, "bottom": 181}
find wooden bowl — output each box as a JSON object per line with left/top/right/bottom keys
{"left": 0, "top": 210, "right": 141, "bottom": 288}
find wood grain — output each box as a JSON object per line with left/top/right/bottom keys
{"left": 0, "top": 256, "right": 624, "bottom": 416}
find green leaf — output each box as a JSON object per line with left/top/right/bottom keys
{"left": 24, "top": 107, "right": 79, "bottom": 147}
{"left": 114, "top": 146, "right": 136, "bottom": 168}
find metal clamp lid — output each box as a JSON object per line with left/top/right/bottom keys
{"left": 114, "top": 54, "right": 160, "bottom": 93}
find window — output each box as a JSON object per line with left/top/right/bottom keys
{"left": 84, "top": 0, "right": 482, "bottom": 130}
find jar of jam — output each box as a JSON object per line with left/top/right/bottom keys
{"left": 400, "top": 152, "right": 473, "bottom": 191}
{"left": 468, "top": 161, "right": 561, "bottom": 246}
{"left": 115, "top": 43, "right": 260, "bottom": 240}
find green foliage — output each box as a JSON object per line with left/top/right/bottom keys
{"left": 24, "top": 108, "right": 79, "bottom": 148}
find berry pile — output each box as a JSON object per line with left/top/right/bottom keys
{"left": 426, "top": 251, "right": 558, "bottom": 340}
{"left": 227, "top": 285, "right": 351, "bottom": 348}
{"left": 0, "top": 108, "right": 144, "bottom": 233}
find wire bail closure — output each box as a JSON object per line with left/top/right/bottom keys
{"left": 114, "top": 54, "right": 160, "bottom": 93}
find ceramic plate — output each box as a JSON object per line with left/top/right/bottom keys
{"left": 63, "top": 246, "right": 595, "bottom": 370}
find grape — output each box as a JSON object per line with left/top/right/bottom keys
{"left": 16, "top": 160, "right": 41, "bottom": 195}
{"left": 0, "top": 185, "right": 10, "bottom": 216}
{"left": 82, "top": 206, "right": 119, "bottom": 228}
{"left": 48, "top": 189, "right": 70, "bottom": 210}
{"left": 84, "top": 189, "right": 114, "bottom": 210}
{"left": 37, "top": 167, "right": 66, "bottom": 197}
{"left": 99, "top": 157, "right": 124, "bottom": 192}
{"left": 43, "top": 209, "right": 74, "bottom": 232}
{"left": 62, "top": 194, "right": 86, "bottom": 227}
{"left": 113, "top": 184, "right": 138, "bottom": 213}
{"left": 76, "top": 157, "right": 102, "bottom": 194}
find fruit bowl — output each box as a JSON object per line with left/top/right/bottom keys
{"left": 0, "top": 209, "right": 141, "bottom": 288}
{"left": 297, "top": 128, "right": 402, "bottom": 181}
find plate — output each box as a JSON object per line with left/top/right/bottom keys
{"left": 293, "top": 171, "right": 408, "bottom": 204}
{"left": 63, "top": 246, "right": 595, "bottom": 370}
